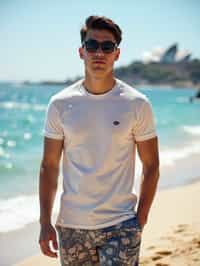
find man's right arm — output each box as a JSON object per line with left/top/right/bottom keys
{"left": 39, "top": 137, "right": 63, "bottom": 258}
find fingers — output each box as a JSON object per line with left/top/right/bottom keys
{"left": 39, "top": 226, "right": 58, "bottom": 258}
{"left": 52, "top": 237, "right": 58, "bottom": 250}
{"left": 39, "top": 239, "right": 58, "bottom": 257}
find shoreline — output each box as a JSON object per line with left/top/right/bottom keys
{"left": 0, "top": 179, "right": 199, "bottom": 266}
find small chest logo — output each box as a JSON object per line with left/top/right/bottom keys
{"left": 113, "top": 120, "right": 120, "bottom": 126}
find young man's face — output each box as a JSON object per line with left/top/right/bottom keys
{"left": 79, "top": 29, "right": 120, "bottom": 78}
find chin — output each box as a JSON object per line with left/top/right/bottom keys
{"left": 90, "top": 69, "right": 106, "bottom": 76}
{"left": 86, "top": 66, "right": 111, "bottom": 78}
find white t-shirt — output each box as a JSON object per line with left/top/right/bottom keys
{"left": 44, "top": 78, "right": 157, "bottom": 229}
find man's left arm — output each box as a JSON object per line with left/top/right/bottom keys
{"left": 136, "top": 136, "right": 160, "bottom": 230}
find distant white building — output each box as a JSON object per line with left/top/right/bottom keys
{"left": 143, "top": 44, "right": 191, "bottom": 63}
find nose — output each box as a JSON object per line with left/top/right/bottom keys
{"left": 95, "top": 46, "right": 104, "bottom": 55}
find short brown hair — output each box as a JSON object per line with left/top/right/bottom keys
{"left": 80, "top": 15, "right": 122, "bottom": 46}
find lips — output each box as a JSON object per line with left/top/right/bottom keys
{"left": 93, "top": 60, "right": 106, "bottom": 64}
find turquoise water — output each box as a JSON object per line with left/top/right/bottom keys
{"left": 0, "top": 82, "right": 200, "bottom": 232}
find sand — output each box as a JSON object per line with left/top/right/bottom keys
{"left": 15, "top": 180, "right": 200, "bottom": 266}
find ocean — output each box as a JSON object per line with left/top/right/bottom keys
{"left": 0, "top": 82, "right": 200, "bottom": 233}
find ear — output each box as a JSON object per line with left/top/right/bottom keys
{"left": 79, "top": 47, "right": 84, "bottom": 59}
{"left": 114, "top": 48, "right": 120, "bottom": 61}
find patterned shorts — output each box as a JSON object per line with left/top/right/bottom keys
{"left": 56, "top": 216, "right": 142, "bottom": 266}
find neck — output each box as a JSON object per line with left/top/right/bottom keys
{"left": 83, "top": 73, "right": 116, "bottom": 95}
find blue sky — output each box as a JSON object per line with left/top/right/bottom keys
{"left": 0, "top": 0, "right": 199, "bottom": 82}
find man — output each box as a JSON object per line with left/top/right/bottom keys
{"left": 39, "top": 15, "right": 159, "bottom": 266}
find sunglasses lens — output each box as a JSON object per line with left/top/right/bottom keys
{"left": 85, "top": 40, "right": 99, "bottom": 53}
{"left": 84, "top": 39, "right": 116, "bottom": 53}
{"left": 101, "top": 41, "right": 115, "bottom": 53}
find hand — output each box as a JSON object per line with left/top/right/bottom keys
{"left": 39, "top": 223, "right": 58, "bottom": 258}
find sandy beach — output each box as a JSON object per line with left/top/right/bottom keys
{"left": 13, "top": 179, "right": 200, "bottom": 266}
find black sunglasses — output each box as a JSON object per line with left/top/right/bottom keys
{"left": 82, "top": 39, "right": 118, "bottom": 54}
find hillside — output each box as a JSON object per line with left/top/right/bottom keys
{"left": 114, "top": 59, "right": 200, "bottom": 87}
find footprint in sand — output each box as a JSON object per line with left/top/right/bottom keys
{"left": 174, "top": 224, "right": 188, "bottom": 233}
{"left": 151, "top": 250, "right": 172, "bottom": 262}
{"left": 147, "top": 245, "right": 156, "bottom": 250}
{"left": 156, "top": 250, "right": 173, "bottom": 256}
{"left": 151, "top": 255, "right": 163, "bottom": 261}
{"left": 155, "top": 263, "right": 170, "bottom": 266}
{"left": 177, "top": 224, "right": 188, "bottom": 228}
{"left": 192, "top": 238, "right": 200, "bottom": 248}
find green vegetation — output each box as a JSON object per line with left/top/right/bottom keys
{"left": 188, "top": 59, "right": 200, "bottom": 84}
{"left": 114, "top": 59, "right": 200, "bottom": 86}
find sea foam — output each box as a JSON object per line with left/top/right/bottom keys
{"left": 183, "top": 125, "right": 200, "bottom": 136}
{"left": 0, "top": 101, "right": 46, "bottom": 111}
{"left": 0, "top": 193, "right": 60, "bottom": 232}
{"left": 160, "top": 141, "right": 200, "bottom": 166}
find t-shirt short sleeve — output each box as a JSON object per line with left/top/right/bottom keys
{"left": 43, "top": 100, "right": 64, "bottom": 140}
{"left": 132, "top": 99, "right": 157, "bottom": 142}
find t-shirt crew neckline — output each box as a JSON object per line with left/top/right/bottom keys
{"left": 79, "top": 79, "right": 119, "bottom": 98}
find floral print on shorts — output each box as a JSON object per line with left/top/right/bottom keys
{"left": 56, "top": 216, "right": 142, "bottom": 266}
